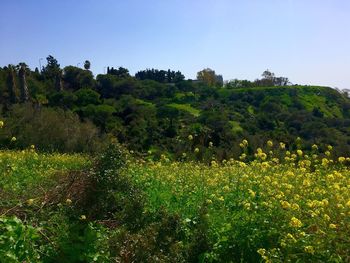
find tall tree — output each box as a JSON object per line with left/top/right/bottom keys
{"left": 6, "top": 65, "right": 19, "bottom": 103}
{"left": 18, "top": 63, "right": 30, "bottom": 102}
{"left": 42, "top": 55, "right": 63, "bottom": 91}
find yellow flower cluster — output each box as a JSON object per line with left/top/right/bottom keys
{"left": 125, "top": 143, "right": 350, "bottom": 260}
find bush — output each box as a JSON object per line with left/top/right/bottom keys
{"left": 83, "top": 143, "right": 145, "bottom": 229}
{"left": 0, "top": 103, "right": 105, "bottom": 153}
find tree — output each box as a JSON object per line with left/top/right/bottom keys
{"left": 63, "top": 66, "right": 95, "bottom": 90}
{"left": 75, "top": 88, "right": 101, "bottom": 106}
{"left": 135, "top": 69, "right": 184, "bottom": 83}
{"left": 261, "top": 69, "right": 275, "bottom": 81}
{"left": 43, "top": 55, "right": 61, "bottom": 79}
{"left": 42, "top": 55, "right": 63, "bottom": 91}
{"left": 6, "top": 65, "right": 19, "bottom": 103}
{"left": 18, "top": 63, "right": 30, "bottom": 102}
{"left": 256, "top": 70, "right": 290, "bottom": 87}
{"left": 196, "top": 68, "right": 223, "bottom": 87}
{"left": 107, "top": 67, "right": 130, "bottom": 78}
{"left": 274, "top": 77, "right": 289, "bottom": 86}
{"left": 84, "top": 60, "right": 91, "bottom": 70}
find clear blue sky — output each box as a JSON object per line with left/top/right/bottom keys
{"left": 0, "top": 0, "right": 349, "bottom": 89}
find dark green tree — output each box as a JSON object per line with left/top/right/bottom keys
{"left": 84, "top": 60, "right": 91, "bottom": 70}
{"left": 42, "top": 55, "right": 63, "bottom": 91}
{"left": 6, "top": 65, "right": 19, "bottom": 103}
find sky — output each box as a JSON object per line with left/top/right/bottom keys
{"left": 0, "top": 0, "right": 349, "bottom": 89}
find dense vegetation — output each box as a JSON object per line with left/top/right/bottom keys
{"left": 1, "top": 56, "right": 350, "bottom": 262}
{"left": 1, "top": 56, "right": 350, "bottom": 159}
{"left": 1, "top": 140, "right": 350, "bottom": 262}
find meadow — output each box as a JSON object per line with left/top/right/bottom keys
{"left": 1, "top": 140, "right": 350, "bottom": 262}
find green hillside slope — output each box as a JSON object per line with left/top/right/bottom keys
{"left": 1, "top": 63, "right": 350, "bottom": 160}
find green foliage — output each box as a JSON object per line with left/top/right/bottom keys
{"left": 48, "top": 91, "right": 77, "bottom": 109}
{"left": 135, "top": 68, "right": 184, "bottom": 83}
{"left": 63, "top": 66, "right": 95, "bottom": 90}
{"left": 42, "top": 55, "right": 61, "bottom": 80}
{"left": 94, "top": 142, "right": 126, "bottom": 189}
{"left": 84, "top": 143, "right": 145, "bottom": 229}
{"left": 52, "top": 221, "right": 110, "bottom": 263}
{"left": 2, "top": 59, "right": 350, "bottom": 159}
{"left": 2, "top": 140, "right": 350, "bottom": 262}
{"left": 0, "top": 104, "right": 104, "bottom": 153}
{"left": 167, "top": 103, "right": 200, "bottom": 117}
{"left": 0, "top": 217, "right": 42, "bottom": 262}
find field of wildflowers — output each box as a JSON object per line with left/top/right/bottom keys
{"left": 1, "top": 131, "right": 350, "bottom": 261}
{"left": 128, "top": 141, "right": 350, "bottom": 262}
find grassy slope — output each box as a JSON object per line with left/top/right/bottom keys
{"left": 219, "top": 85, "right": 348, "bottom": 118}
{"left": 167, "top": 103, "right": 201, "bottom": 117}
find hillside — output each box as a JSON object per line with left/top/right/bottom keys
{"left": 1, "top": 61, "right": 350, "bottom": 160}
{"left": 2, "top": 60, "right": 350, "bottom": 262}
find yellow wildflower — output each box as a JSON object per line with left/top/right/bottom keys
{"left": 248, "top": 189, "right": 256, "bottom": 198}
{"left": 338, "top": 157, "right": 345, "bottom": 163}
{"left": 290, "top": 217, "right": 302, "bottom": 228}
{"left": 291, "top": 203, "right": 300, "bottom": 210}
{"left": 281, "top": 200, "right": 291, "bottom": 209}
{"left": 257, "top": 248, "right": 266, "bottom": 256}
{"left": 27, "top": 199, "right": 34, "bottom": 205}
{"left": 323, "top": 214, "right": 330, "bottom": 221}
{"left": 286, "top": 233, "right": 296, "bottom": 242}
{"left": 206, "top": 199, "right": 213, "bottom": 204}
{"left": 239, "top": 153, "right": 246, "bottom": 160}
{"left": 329, "top": 223, "right": 337, "bottom": 229}
{"left": 304, "top": 246, "right": 315, "bottom": 254}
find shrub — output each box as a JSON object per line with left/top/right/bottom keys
{"left": 0, "top": 103, "right": 105, "bottom": 152}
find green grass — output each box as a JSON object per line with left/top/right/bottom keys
{"left": 0, "top": 150, "right": 89, "bottom": 197}
{"left": 135, "top": 98, "right": 155, "bottom": 107}
{"left": 167, "top": 103, "right": 201, "bottom": 117}
{"left": 298, "top": 93, "right": 343, "bottom": 118}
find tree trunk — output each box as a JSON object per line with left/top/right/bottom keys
{"left": 6, "top": 66, "right": 19, "bottom": 103}
{"left": 19, "top": 65, "right": 30, "bottom": 102}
